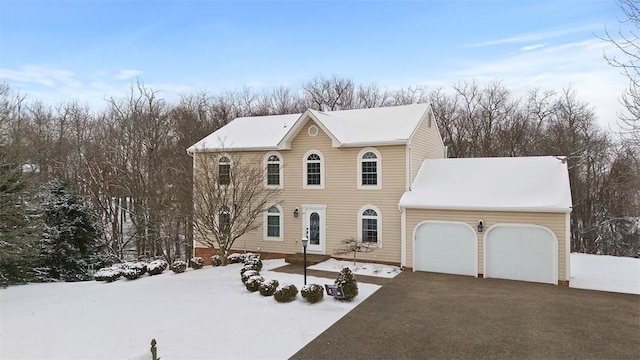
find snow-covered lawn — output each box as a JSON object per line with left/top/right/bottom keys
{"left": 569, "top": 253, "right": 640, "bottom": 295}
{"left": 1, "top": 253, "right": 638, "bottom": 360}
{"left": 0, "top": 259, "right": 380, "bottom": 360}
{"left": 309, "top": 258, "right": 402, "bottom": 278}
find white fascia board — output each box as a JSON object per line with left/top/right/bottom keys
{"left": 397, "top": 203, "right": 573, "bottom": 213}
{"left": 189, "top": 146, "right": 279, "bottom": 153}
{"left": 336, "top": 139, "right": 409, "bottom": 148}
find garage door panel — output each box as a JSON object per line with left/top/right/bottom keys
{"left": 485, "top": 225, "right": 556, "bottom": 284}
{"left": 415, "top": 222, "right": 477, "bottom": 277}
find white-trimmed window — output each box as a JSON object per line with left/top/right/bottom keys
{"left": 218, "top": 156, "right": 231, "bottom": 186}
{"left": 357, "top": 148, "right": 381, "bottom": 189}
{"left": 303, "top": 150, "right": 324, "bottom": 189}
{"left": 264, "top": 152, "right": 283, "bottom": 188}
{"left": 264, "top": 205, "right": 283, "bottom": 240}
{"left": 358, "top": 205, "right": 381, "bottom": 244}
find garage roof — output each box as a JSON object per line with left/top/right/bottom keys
{"left": 399, "top": 156, "right": 572, "bottom": 212}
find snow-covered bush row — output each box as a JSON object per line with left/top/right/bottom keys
{"left": 189, "top": 257, "right": 204, "bottom": 269}
{"left": 301, "top": 284, "right": 324, "bottom": 303}
{"left": 241, "top": 270, "right": 259, "bottom": 284}
{"left": 171, "top": 261, "right": 187, "bottom": 273}
{"left": 273, "top": 284, "right": 298, "bottom": 303}
{"left": 147, "top": 260, "right": 168, "bottom": 275}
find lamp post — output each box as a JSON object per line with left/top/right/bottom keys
{"left": 301, "top": 236, "right": 309, "bottom": 285}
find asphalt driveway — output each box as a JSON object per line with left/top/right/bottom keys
{"left": 282, "top": 268, "right": 640, "bottom": 360}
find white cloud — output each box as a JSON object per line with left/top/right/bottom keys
{"left": 468, "top": 23, "right": 600, "bottom": 48}
{"left": 115, "top": 69, "right": 142, "bottom": 80}
{"left": 521, "top": 44, "right": 546, "bottom": 51}
{"left": 0, "top": 65, "right": 80, "bottom": 88}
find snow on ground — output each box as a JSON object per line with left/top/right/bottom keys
{"left": 0, "top": 259, "right": 380, "bottom": 360}
{"left": 308, "top": 258, "right": 401, "bottom": 278}
{"left": 570, "top": 253, "right": 640, "bottom": 295}
{"left": 1, "top": 254, "right": 638, "bottom": 360}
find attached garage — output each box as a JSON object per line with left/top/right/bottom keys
{"left": 399, "top": 156, "right": 573, "bottom": 285}
{"left": 414, "top": 221, "right": 477, "bottom": 277}
{"left": 484, "top": 224, "right": 557, "bottom": 284}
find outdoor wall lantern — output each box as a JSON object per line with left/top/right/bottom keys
{"left": 293, "top": 208, "right": 299, "bottom": 217}
{"left": 477, "top": 219, "right": 484, "bottom": 233}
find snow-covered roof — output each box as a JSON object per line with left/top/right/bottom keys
{"left": 187, "top": 103, "right": 431, "bottom": 153}
{"left": 399, "top": 156, "right": 572, "bottom": 212}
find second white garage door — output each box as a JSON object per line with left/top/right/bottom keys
{"left": 414, "top": 221, "right": 477, "bottom": 277}
{"left": 484, "top": 224, "right": 557, "bottom": 284}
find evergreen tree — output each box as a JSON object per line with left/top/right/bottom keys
{"left": 0, "top": 150, "right": 38, "bottom": 287}
{"left": 36, "top": 179, "right": 109, "bottom": 281}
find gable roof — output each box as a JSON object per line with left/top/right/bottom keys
{"left": 187, "top": 103, "right": 431, "bottom": 153}
{"left": 399, "top": 156, "right": 572, "bottom": 213}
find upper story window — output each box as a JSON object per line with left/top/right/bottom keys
{"left": 357, "top": 148, "right": 382, "bottom": 189}
{"left": 265, "top": 152, "right": 283, "bottom": 188}
{"left": 360, "top": 207, "right": 380, "bottom": 243}
{"left": 218, "top": 156, "right": 231, "bottom": 185}
{"left": 219, "top": 206, "right": 231, "bottom": 236}
{"left": 303, "top": 150, "right": 324, "bottom": 189}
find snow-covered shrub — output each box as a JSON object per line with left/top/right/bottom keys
{"left": 244, "top": 258, "right": 263, "bottom": 272}
{"left": 259, "top": 279, "right": 279, "bottom": 296}
{"left": 211, "top": 255, "right": 221, "bottom": 267}
{"left": 94, "top": 267, "right": 121, "bottom": 282}
{"left": 122, "top": 261, "right": 147, "bottom": 278}
{"left": 335, "top": 268, "right": 358, "bottom": 301}
{"left": 189, "top": 257, "right": 204, "bottom": 269}
{"left": 301, "top": 284, "right": 324, "bottom": 303}
{"left": 171, "top": 260, "right": 187, "bottom": 273}
{"left": 245, "top": 275, "right": 264, "bottom": 292}
{"left": 244, "top": 252, "right": 259, "bottom": 261}
{"left": 274, "top": 284, "right": 298, "bottom": 303}
{"left": 227, "top": 253, "right": 244, "bottom": 264}
{"left": 241, "top": 270, "right": 259, "bottom": 284}
{"left": 147, "top": 260, "right": 168, "bottom": 275}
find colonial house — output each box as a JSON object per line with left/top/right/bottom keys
{"left": 187, "top": 103, "right": 572, "bottom": 285}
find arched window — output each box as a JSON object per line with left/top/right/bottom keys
{"left": 218, "top": 156, "right": 231, "bottom": 185}
{"left": 264, "top": 153, "right": 283, "bottom": 188}
{"left": 358, "top": 206, "right": 381, "bottom": 244}
{"left": 264, "top": 205, "right": 283, "bottom": 240}
{"left": 357, "top": 148, "right": 381, "bottom": 189}
{"left": 303, "top": 150, "right": 324, "bottom": 189}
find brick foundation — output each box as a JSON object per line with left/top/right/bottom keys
{"left": 558, "top": 280, "right": 570, "bottom": 287}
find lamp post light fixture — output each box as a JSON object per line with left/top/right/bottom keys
{"left": 301, "top": 236, "right": 309, "bottom": 285}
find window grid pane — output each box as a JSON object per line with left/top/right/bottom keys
{"left": 362, "top": 218, "right": 378, "bottom": 243}
{"left": 362, "top": 161, "right": 377, "bottom": 185}
{"left": 267, "top": 215, "right": 280, "bottom": 237}
{"left": 267, "top": 163, "right": 280, "bottom": 185}
{"left": 307, "top": 162, "right": 321, "bottom": 185}
{"left": 219, "top": 164, "right": 231, "bottom": 185}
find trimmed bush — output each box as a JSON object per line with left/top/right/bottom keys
{"left": 335, "top": 268, "right": 358, "bottom": 301}
{"left": 245, "top": 275, "right": 264, "bottom": 292}
{"left": 211, "top": 255, "right": 222, "bottom": 267}
{"left": 189, "top": 257, "right": 204, "bottom": 269}
{"left": 122, "top": 268, "right": 140, "bottom": 280}
{"left": 259, "top": 279, "right": 279, "bottom": 296}
{"left": 227, "top": 253, "right": 244, "bottom": 264}
{"left": 244, "top": 258, "right": 263, "bottom": 272}
{"left": 241, "top": 270, "right": 259, "bottom": 284}
{"left": 171, "top": 260, "right": 187, "bottom": 273}
{"left": 274, "top": 284, "right": 298, "bottom": 303}
{"left": 147, "top": 260, "right": 168, "bottom": 275}
{"left": 94, "top": 267, "right": 121, "bottom": 282}
{"left": 301, "top": 284, "right": 325, "bottom": 303}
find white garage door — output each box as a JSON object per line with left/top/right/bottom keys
{"left": 485, "top": 225, "right": 557, "bottom": 284}
{"left": 414, "top": 221, "right": 477, "bottom": 277}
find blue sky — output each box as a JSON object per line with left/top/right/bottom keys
{"left": 0, "top": 0, "right": 629, "bottom": 130}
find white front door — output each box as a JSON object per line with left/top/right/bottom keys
{"left": 302, "top": 204, "right": 326, "bottom": 254}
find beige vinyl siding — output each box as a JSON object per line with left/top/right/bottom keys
{"left": 193, "top": 119, "right": 408, "bottom": 264}
{"left": 409, "top": 109, "right": 446, "bottom": 183}
{"left": 405, "top": 209, "right": 569, "bottom": 281}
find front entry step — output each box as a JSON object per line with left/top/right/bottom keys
{"left": 284, "top": 253, "right": 331, "bottom": 266}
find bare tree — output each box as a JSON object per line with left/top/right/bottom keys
{"left": 334, "top": 237, "right": 377, "bottom": 265}
{"left": 192, "top": 147, "right": 282, "bottom": 265}
{"left": 602, "top": 0, "right": 639, "bottom": 146}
